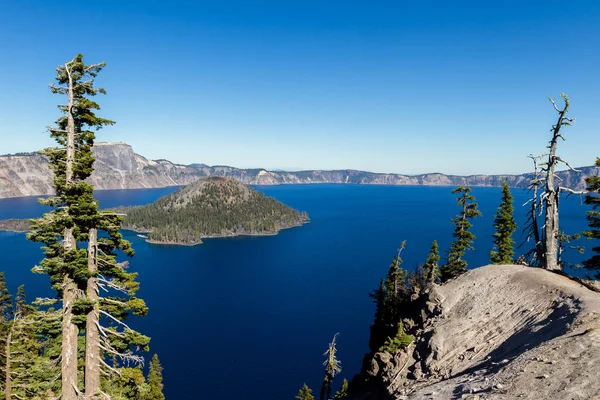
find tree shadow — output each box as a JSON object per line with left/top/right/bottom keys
{"left": 450, "top": 300, "right": 578, "bottom": 399}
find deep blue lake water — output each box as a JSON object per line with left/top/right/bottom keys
{"left": 0, "top": 185, "right": 592, "bottom": 399}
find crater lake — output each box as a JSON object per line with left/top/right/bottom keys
{"left": 0, "top": 185, "right": 591, "bottom": 399}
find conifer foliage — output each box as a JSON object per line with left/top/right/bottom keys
{"left": 441, "top": 187, "right": 481, "bottom": 281}
{"left": 296, "top": 384, "right": 315, "bottom": 400}
{"left": 583, "top": 158, "right": 600, "bottom": 278}
{"left": 490, "top": 180, "right": 517, "bottom": 264}
{"left": 142, "top": 354, "right": 166, "bottom": 400}
{"left": 370, "top": 241, "right": 410, "bottom": 328}
{"left": 423, "top": 240, "right": 440, "bottom": 284}
{"left": 25, "top": 54, "right": 158, "bottom": 399}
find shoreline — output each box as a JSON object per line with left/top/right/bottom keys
{"left": 123, "top": 218, "right": 309, "bottom": 247}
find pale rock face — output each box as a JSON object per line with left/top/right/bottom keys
{"left": 350, "top": 265, "right": 600, "bottom": 400}
{"left": 0, "top": 142, "right": 597, "bottom": 198}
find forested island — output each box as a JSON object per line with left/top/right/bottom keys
{"left": 0, "top": 218, "right": 30, "bottom": 232}
{"left": 116, "top": 176, "right": 309, "bottom": 245}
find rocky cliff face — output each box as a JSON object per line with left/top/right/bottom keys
{"left": 0, "top": 143, "right": 205, "bottom": 198}
{"left": 0, "top": 142, "right": 598, "bottom": 198}
{"left": 350, "top": 265, "right": 600, "bottom": 400}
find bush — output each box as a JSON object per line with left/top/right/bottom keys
{"left": 378, "top": 321, "right": 414, "bottom": 353}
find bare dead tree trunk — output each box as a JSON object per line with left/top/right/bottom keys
{"left": 527, "top": 155, "right": 544, "bottom": 266}
{"left": 543, "top": 96, "right": 570, "bottom": 271}
{"left": 85, "top": 229, "right": 99, "bottom": 399}
{"left": 61, "top": 59, "right": 80, "bottom": 400}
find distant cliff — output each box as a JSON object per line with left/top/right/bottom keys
{"left": 0, "top": 142, "right": 598, "bottom": 198}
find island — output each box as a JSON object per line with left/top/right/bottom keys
{"left": 0, "top": 177, "right": 309, "bottom": 245}
{"left": 0, "top": 218, "right": 32, "bottom": 232}
{"left": 115, "top": 177, "right": 309, "bottom": 245}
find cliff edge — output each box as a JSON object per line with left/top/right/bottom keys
{"left": 352, "top": 265, "right": 600, "bottom": 400}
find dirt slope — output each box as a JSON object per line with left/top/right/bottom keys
{"left": 394, "top": 265, "right": 600, "bottom": 400}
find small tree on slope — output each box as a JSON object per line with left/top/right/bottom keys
{"left": 583, "top": 158, "right": 600, "bottom": 278}
{"left": 490, "top": 180, "right": 517, "bottom": 264}
{"left": 424, "top": 240, "right": 440, "bottom": 284}
{"left": 441, "top": 186, "right": 482, "bottom": 281}
{"left": 142, "top": 354, "right": 166, "bottom": 400}
{"left": 296, "top": 384, "right": 315, "bottom": 400}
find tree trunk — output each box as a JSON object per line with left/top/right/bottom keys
{"left": 5, "top": 327, "right": 11, "bottom": 400}
{"left": 85, "top": 229, "right": 100, "bottom": 399}
{"left": 61, "top": 60, "right": 79, "bottom": 400}
{"left": 543, "top": 103, "right": 568, "bottom": 271}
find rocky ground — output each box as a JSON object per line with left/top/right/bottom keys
{"left": 352, "top": 265, "right": 600, "bottom": 400}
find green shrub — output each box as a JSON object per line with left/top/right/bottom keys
{"left": 378, "top": 321, "right": 414, "bottom": 353}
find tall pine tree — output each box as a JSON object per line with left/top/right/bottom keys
{"left": 27, "top": 54, "right": 149, "bottom": 399}
{"left": 441, "top": 187, "right": 481, "bottom": 281}
{"left": 583, "top": 158, "right": 600, "bottom": 278}
{"left": 490, "top": 180, "right": 517, "bottom": 264}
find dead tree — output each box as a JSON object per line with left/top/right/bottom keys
{"left": 541, "top": 94, "right": 576, "bottom": 270}
{"left": 524, "top": 94, "right": 584, "bottom": 271}
{"left": 320, "top": 334, "right": 342, "bottom": 400}
{"left": 522, "top": 154, "right": 545, "bottom": 266}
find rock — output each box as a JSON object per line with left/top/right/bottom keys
{"left": 350, "top": 265, "right": 600, "bottom": 400}
{"left": 1, "top": 143, "right": 598, "bottom": 198}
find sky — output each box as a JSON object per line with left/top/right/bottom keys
{"left": 0, "top": 0, "right": 599, "bottom": 175}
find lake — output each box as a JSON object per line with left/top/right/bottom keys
{"left": 0, "top": 184, "right": 592, "bottom": 399}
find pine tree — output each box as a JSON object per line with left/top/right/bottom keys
{"left": 333, "top": 378, "right": 348, "bottom": 399}
{"left": 296, "top": 383, "right": 315, "bottom": 400}
{"left": 441, "top": 187, "right": 482, "bottom": 281}
{"left": 0, "top": 273, "right": 12, "bottom": 323}
{"left": 423, "top": 240, "right": 440, "bottom": 284}
{"left": 319, "top": 333, "right": 342, "bottom": 400}
{"left": 370, "top": 242, "right": 410, "bottom": 327}
{"left": 490, "top": 180, "right": 517, "bottom": 264}
{"left": 27, "top": 54, "right": 149, "bottom": 399}
{"left": 0, "top": 273, "right": 12, "bottom": 399}
{"left": 142, "top": 354, "right": 166, "bottom": 400}
{"left": 583, "top": 158, "right": 600, "bottom": 278}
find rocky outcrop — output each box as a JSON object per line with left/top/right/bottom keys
{"left": 0, "top": 142, "right": 598, "bottom": 198}
{"left": 0, "top": 143, "right": 205, "bottom": 198}
{"left": 350, "top": 265, "right": 600, "bottom": 400}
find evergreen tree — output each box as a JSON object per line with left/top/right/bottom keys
{"left": 441, "top": 187, "right": 482, "bottom": 281}
{"left": 333, "top": 378, "right": 348, "bottom": 399}
{"left": 583, "top": 158, "right": 600, "bottom": 278}
{"left": 142, "top": 354, "right": 166, "bottom": 400}
{"left": 296, "top": 384, "right": 315, "bottom": 400}
{"left": 490, "top": 180, "right": 517, "bottom": 264}
{"left": 0, "top": 273, "right": 12, "bottom": 323}
{"left": 0, "top": 273, "right": 12, "bottom": 398}
{"left": 370, "top": 242, "right": 410, "bottom": 327}
{"left": 27, "top": 54, "right": 149, "bottom": 399}
{"left": 423, "top": 240, "right": 440, "bottom": 284}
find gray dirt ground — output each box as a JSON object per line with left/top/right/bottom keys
{"left": 398, "top": 265, "right": 600, "bottom": 400}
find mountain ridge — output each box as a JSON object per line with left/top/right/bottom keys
{"left": 0, "top": 142, "right": 597, "bottom": 198}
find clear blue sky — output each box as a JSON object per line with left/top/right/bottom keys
{"left": 1, "top": 0, "right": 599, "bottom": 175}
